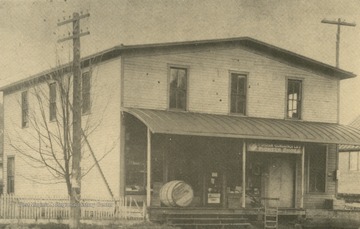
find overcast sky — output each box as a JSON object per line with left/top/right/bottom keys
{"left": 0, "top": 0, "right": 359, "bottom": 124}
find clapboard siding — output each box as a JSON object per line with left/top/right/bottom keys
{"left": 3, "top": 84, "right": 66, "bottom": 196}
{"left": 3, "top": 58, "right": 122, "bottom": 198}
{"left": 123, "top": 44, "right": 339, "bottom": 122}
{"left": 338, "top": 152, "right": 360, "bottom": 194}
{"left": 304, "top": 194, "right": 335, "bottom": 209}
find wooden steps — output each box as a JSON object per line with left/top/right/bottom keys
{"left": 263, "top": 198, "right": 279, "bottom": 229}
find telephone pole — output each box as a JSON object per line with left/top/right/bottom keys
{"left": 57, "top": 12, "right": 90, "bottom": 229}
{"left": 321, "top": 18, "right": 356, "bottom": 68}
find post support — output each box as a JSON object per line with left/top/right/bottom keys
{"left": 242, "top": 140, "right": 246, "bottom": 208}
{"left": 300, "top": 145, "right": 305, "bottom": 208}
{"left": 146, "top": 128, "right": 152, "bottom": 208}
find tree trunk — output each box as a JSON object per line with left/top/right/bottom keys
{"left": 69, "top": 188, "right": 81, "bottom": 229}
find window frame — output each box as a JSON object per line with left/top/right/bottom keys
{"left": 286, "top": 78, "right": 303, "bottom": 120}
{"left": 21, "top": 91, "right": 29, "bottom": 128}
{"left": 168, "top": 64, "right": 189, "bottom": 111}
{"left": 229, "top": 71, "right": 248, "bottom": 115}
{"left": 349, "top": 151, "right": 360, "bottom": 171}
{"left": 81, "top": 71, "right": 91, "bottom": 115}
{"left": 49, "top": 82, "right": 57, "bottom": 122}
{"left": 7, "top": 156, "right": 15, "bottom": 194}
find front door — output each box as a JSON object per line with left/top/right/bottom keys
{"left": 265, "top": 155, "right": 295, "bottom": 208}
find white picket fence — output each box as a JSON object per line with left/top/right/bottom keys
{"left": 0, "top": 194, "right": 146, "bottom": 220}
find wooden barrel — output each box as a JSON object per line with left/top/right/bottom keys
{"left": 159, "top": 180, "right": 194, "bottom": 207}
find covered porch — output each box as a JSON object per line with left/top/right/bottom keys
{"left": 121, "top": 108, "right": 360, "bottom": 220}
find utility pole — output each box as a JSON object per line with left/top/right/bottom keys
{"left": 58, "top": 12, "right": 90, "bottom": 229}
{"left": 321, "top": 18, "right": 356, "bottom": 68}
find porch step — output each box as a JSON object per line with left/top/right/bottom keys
{"left": 165, "top": 213, "right": 252, "bottom": 228}
{"left": 262, "top": 197, "right": 279, "bottom": 229}
{"left": 264, "top": 208, "right": 278, "bottom": 229}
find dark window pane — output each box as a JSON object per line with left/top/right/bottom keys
{"left": 308, "top": 145, "right": 326, "bottom": 193}
{"left": 50, "top": 84, "right": 56, "bottom": 102}
{"left": 177, "top": 69, "right": 187, "bottom": 89}
{"left": 231, "top": 75, "right": 238, "bottom": 94}
{"left": 230, "top": 73, "right": 247, "bottom": 114}
{"left": 169, "top": 67, "right": 187, "bottom": 110}
{"left": 230, "top": 95, "right": 237, "bottom": 113}
{"left": 82, "top": 72, "right": 91, "bottom": 114}
{"left": 238, "top": 99, "right": 246, "bottom": 114}
{"left": 7, "top": 157, "right": 14, "bottom": 194}
{"left": 170, "top": 69, "right": 177, "bottom": 89}
{"left": 178, "top": 90, "right": 186, "bottom": 109}
{"left": 21, "top": 91, "right": 28, "bottom": 127}
{"left": 50, "top": 103, "right": 56, "bottom": 121}
{"left": 238, "top": 77, "right": 246, "bottom": 95}
{"left": 49, "top": 83, "right": 56, "bottom": 121}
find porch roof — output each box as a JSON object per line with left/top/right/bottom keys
{"left": 124, "top": 108, "right": 360, "bottom": 145}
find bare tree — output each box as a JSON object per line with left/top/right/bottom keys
{"left": 6, "top": 61, "right": 117, "bottom": 224}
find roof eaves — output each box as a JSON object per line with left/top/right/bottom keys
{"left": 237, "top": 38, "right": 356, "bottom": 79}
{"left": 0, "top": 46, "right": 122, "bottom": 94}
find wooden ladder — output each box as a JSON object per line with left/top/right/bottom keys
{"left": 262, "top": 197, "right": 279, "bottom": 229}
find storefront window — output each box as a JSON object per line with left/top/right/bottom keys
{"left": 125, "top": 115, "right": 147, "bottom": 194}
{"left": 307, "top": 145, "right": 327, "bottom": 193}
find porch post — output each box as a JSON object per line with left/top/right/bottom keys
{"left": 242, "top": 140, "right": 246, "bottom": 208}
{"left": 146, "top": 128, "right": 152, "bottom": 207}
{"left": 119, "top": 114, "right": 126, "bottom": 198}
{"left": 300, "top": 145, "right": 305, "bottom": 208}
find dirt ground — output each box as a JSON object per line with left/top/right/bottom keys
{"left": 0, "top": 221, "right": 359, "bottom": 229}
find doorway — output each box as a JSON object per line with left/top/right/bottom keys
{"left": 265, "top": 155, "right": 295, "bottom": 208}
{"left": 248, "top": 153, "right": 295, "bottom": 208}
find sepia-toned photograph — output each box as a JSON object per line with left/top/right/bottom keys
{"left": 0, "top": 0, "right": 360, "bottom": 228}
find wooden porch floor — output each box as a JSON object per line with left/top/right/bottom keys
{"left": 149, "top": 207, "right": 306, "bottom": 222}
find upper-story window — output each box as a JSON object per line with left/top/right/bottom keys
{"left": 169, "top": 67, "right": 187, "bottom": 110}
{"left": 49, "top": 83, "right": 57, "bottom": 121}
{"left": 21, "top": 91, "right": 29, "bottom": 128}
{"left": 82, "top": 72, "right": 91, "bottom": 114}
{"left": 230, "top": 73, "right": 247, "bottom": 115}
{"left": 287, "top": 79, "right": 302, "bottom": 119}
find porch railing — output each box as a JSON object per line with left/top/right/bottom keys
{"left": 0, "top": 194, "right": 146, "bottom": 220}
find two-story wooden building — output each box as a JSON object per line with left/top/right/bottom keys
{"left": 2, "top": 37, "right": 360, "bottom": 220}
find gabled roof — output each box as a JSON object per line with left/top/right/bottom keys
{"left": 0, "top": 36, "right": 356, "bottom": 94}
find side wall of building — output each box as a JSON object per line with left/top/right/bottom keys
{"left": 3, "top": 58, "right": 122, "bottom": 198}
{"left": 123, "top": 44, "right": 339, "bottom": 123}
{"left": 338, "top": 151, "right": 360, "bottom": 194}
